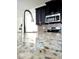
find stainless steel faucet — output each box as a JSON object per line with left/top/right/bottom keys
{"left": 24, "top": 9, "right": 34, "bottom": 33}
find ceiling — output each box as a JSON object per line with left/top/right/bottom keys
{"left": 17, "top": 0, "right": 51, "bottom": 17}
{"left": 17, "top": 0, "right": 51, "bottom": 9}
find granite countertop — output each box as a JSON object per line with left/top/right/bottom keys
{"left": 17, "top": 32, "right": 62, "bottom": 59}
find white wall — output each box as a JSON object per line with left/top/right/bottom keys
{"left": 25, "top": 8, "right": 38, "bottom": 32}
{"left": 17, "top": 0, "right": 51, "bottom": 31}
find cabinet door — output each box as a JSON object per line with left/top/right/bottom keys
{"left": 41, "top": 6, "right": 46, "bottom": 24}
{"left": 45, "top": 0, "right": 62, "bottom": 14}
{"left": 36, "top": 6, "right": 46, "bottom": 25}
{"left": 36, "top": 8, "right": 41, "bottom": 25}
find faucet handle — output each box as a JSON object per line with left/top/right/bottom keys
{"left": 20, "top": 24, "right": 22, "bottom": 27}
{"left": 19, "top": 24, "right": 22, "bottom": 30}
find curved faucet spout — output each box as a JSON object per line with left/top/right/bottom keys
{"left": 24, "top": 9, "right": 34, "bottom": 22}
{"left": 24, "top": 9, "right": 34, "bottom": 33}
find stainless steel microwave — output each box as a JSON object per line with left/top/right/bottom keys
{"left": 45, "top": 13, "right": 61, "bottom": 23}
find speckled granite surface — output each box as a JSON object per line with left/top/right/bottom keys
{"left": 17, "top": 32, "right": 62, "bottom": 59}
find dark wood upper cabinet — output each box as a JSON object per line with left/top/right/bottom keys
{"left": 36, "top": 6, "right": 46, "bottom": 25}
{"left": 36, "top": 0, "right": 62, "bottom": 25}
{"left": 45, "top": 0, "right": 62, "bottom": 15}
